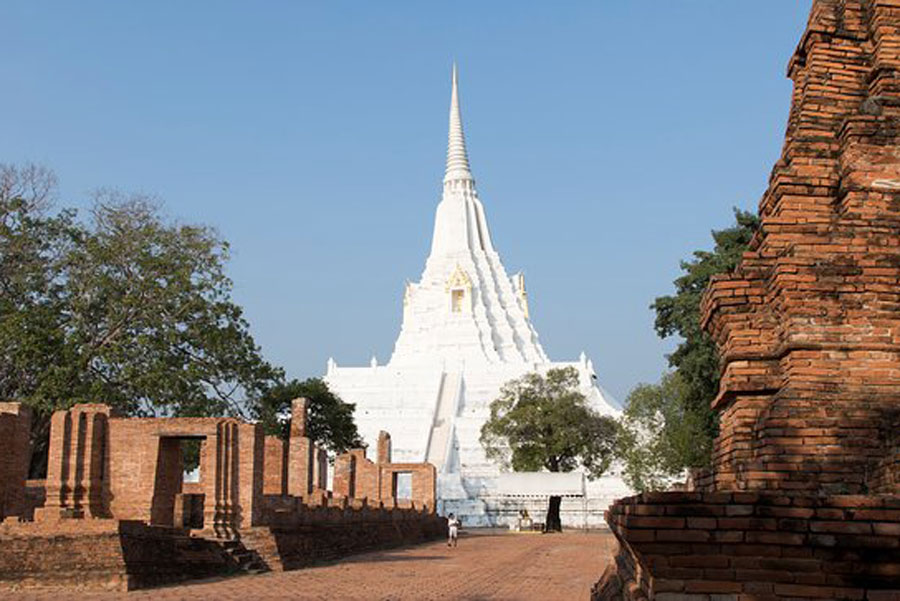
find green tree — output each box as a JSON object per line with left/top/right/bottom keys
{"left": 61, "top": 193, "right": 281, "bottom": 418}
{"left": 618, "top": 373, "right": 711, "bottom": 492}
{"left": 651, "top": 209, "right": 760, "bottom": 424}
{"left": 254, "top": 377, "right": 363, "bottom": 455}
{"left": 618, "top": 209, "right": 759, "bottom": 491}
{"left": 0, "top": 165, "right": 76, "bottom": 399}
{"left": 0, "top": 165, "right": 283, "bottom": 475}
{"left": 480, "top": 367, "right": 618, "bottom": 531}
{"left": 1, "top": 165, "right": 85, "bottom": 474}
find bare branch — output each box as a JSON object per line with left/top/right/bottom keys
{"left": 0, "top": 163, "right": 58, "bottom": 211}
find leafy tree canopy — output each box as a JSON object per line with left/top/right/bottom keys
{"left": 618, "top": 209, "right": 759, "bottom": 491}
{"left": 480, "top": 367, "right": 618, "bottom": 479}
{"left": 650, "top": 209, "right": 760, "bottom": 422}
{"left": 618, "top": 372, "right": 709, "bottom": 492}
{"left": 254, "top": 377, "right": 363, "bottom": 455}
{"left": 0, "top": 164, "right": 361, "bottom": 475}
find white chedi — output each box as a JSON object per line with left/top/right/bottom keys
{"left": 325, "top": 65, "right": 628, "bottom": 527}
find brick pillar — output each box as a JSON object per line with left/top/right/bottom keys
{"left": 411, "top": 464, "right": 437, "bottom": 511}
{"left": 236, "top": 422, "right": 264, "bottom": 528}
{"left": 263, "top": 435, "right": 288, "bottom": 496}
{"left": 0, "top": 403, "right": 32, "bottom": 521}
{"left": 150, "top": 437, "right": 183, "bottom": 526}
{"left": 316, "top": 447, "right": 328, "bottom": 491}
{"left": 290, "top": 397, "right": 307, "bottom": 438}
{"left": 377, "top": 431, "right": 391, "bottom": 464}
{"left": 287, "top": 398, "right": 312, "bottom": 498}
{"left": 40, "top": 409, "right": 71, "bottom": 520}
{"left": 37, "top": 404, "right": 111, "bottom": 522}
{"left": 204, "top": 420, "right": 239, "bottom": 537}
{"left": 333, "top": 452, "right": 356, "bottom": 498}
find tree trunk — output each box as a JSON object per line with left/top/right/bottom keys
{"left": 545, "top": 495, "right": 562, "bottom": 532}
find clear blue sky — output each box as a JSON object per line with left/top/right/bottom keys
{"left": 2, "top": 1, "right": 812, "bottom": 403}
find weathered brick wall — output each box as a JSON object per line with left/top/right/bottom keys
{"left": 378, "top": 463, "right": 437, "bottom": 509}
{"left": 871, "top": 413, "right": 900, "bottom": 493}
{"left": 333, "top": 451, "right": 356, "bottom": 498}
{"left": 263, "top": 435, "right": 288, "bottom": 496}
{"left": 315, "top": 447, "right": 328, "bottom": 491}
{"left": 237, "top": 422, "right": 265, "bottom": 527}
{"left": 700, "top": 0, "right": 900, "bottom": 494}
{"left": 596, "top": 2, "right": 900, "bottom": 598}
{"left": 22, "top": 480, "right": 45, "bottom": 521}
{"left": 149, "top": 437, "right": 183, "bottom": 526}
{"left": 333, "top": 446, "right": 437, "bottom": 510}
{"left": 352, "top": 449, "right": 380, "bottom": 500}
{"left": 33, "top": 408, "right": 265, "bottom": 533}
{"left": 0, "top": 397, "right": 442, "bottom": 591}
{"left": 103, "top": 416, "right": 264, "bottom": 531}
{"left": 0, "top": 502, "right": 444, "bottom": 592}
{"left": 241, "top": 503, "right": 446, "bottom": 572}
{"left": 0, "top": 519, "right": 237, "bottom": 592}
{"left": 377, "top": 430, "right": 392, "bottom": 464}
{"left": 0, "top": 403, "right": 31, "bottom": 521}
{"left": 596, "top": 491, "right": 900, "bottom": 600}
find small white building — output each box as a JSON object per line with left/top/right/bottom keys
{"left": 325, "top": 65, "right": 629, "bottom": 527}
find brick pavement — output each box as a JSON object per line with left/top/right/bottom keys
{"left": 4, "top": 530, "right": 614, "bottom": 601}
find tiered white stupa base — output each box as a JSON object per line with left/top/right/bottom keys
{"left": 326, "top": 356, "right": 627, "bottom": 528}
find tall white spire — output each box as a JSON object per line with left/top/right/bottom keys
{"left": 444, "top": 63, "right": 474, "bottom": 184}
{"left": 324, "top": 63, "right": 623, "bottom": 525}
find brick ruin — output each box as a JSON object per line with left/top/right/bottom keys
{"left": 333, "top": 431, "right": 437, "bottom": 507}
{"left": 0, "top": 403, "right": 31, "bottom": 523}
{"left": 595, "top": 1, "right": 900, "bottom": 599}
{"left": 0, "top": 398, "right": 442, "bottom": 591}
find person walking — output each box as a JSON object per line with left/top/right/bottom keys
{"left": 447, "top": 513, "right": 460, "bottom": 547}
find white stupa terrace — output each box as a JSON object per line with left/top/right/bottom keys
{"left": 325, "top": 65, "right": 629, "bottom": 527}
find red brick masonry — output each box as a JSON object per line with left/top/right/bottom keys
{"left": 0, "top": 403, "right": 31, "bottom": 522}
{"left": 595, "top": 491, "right": 900, "bottom": 600}
{"left": 595, "top": 0, "right": 900, "bottom": 598}
{"left": 0, "top": 398, "right": 443, "bottom": 591}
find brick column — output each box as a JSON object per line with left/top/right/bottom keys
{"left": 287, "top": 398, "right": 312, "bottom": 498}
{"left": 236, "top": 422, "right": 264, "bottom": 527}
{"left": 0, "top": 403, "right": 32, "bottom": 521}
{"left": 204, "top": 420, "right": 239, "bottom": 537}
{"left": 263, "top": 435, "right": 288, "bottom": 496}
{"left": 314, "top": 447, "right": 328, "bottom": 491}
{"left": 37, "top": 404, "right": 111, "bottom": 522}
{"left": 377, "top": 431, "right": 392, "bottom": 464}
{"left": 333, "top": 452, "right": 356, "bottom": 498}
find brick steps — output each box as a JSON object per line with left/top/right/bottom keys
{"left": 221, "top": 539, "right": 270, "bottom": 574}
